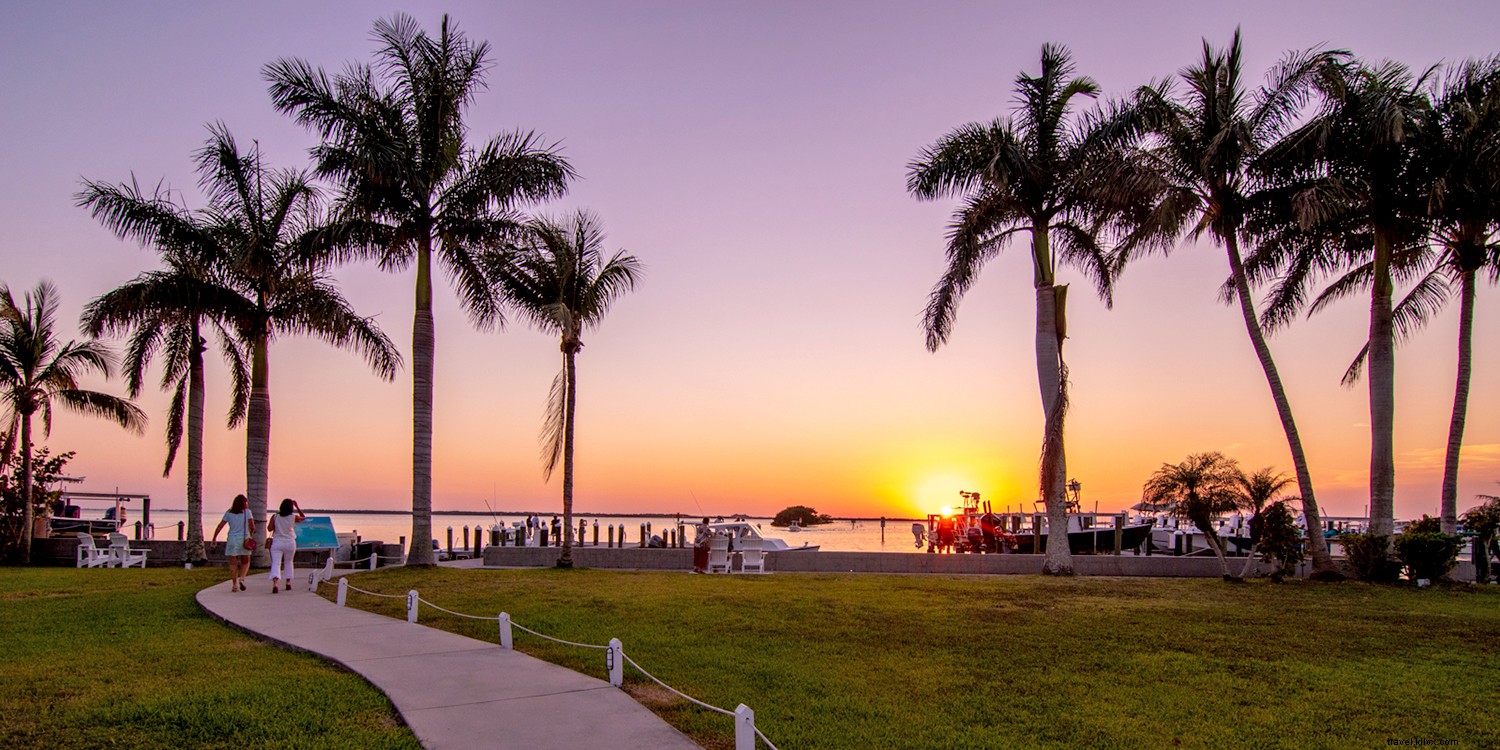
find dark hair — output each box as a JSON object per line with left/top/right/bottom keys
{"left": 230, "top": 494, "right": 248, "bottom": 513}
{"left": 278, "top": 498, "right": 295, "bottom": 517}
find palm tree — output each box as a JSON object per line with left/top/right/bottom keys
{"left": 1426, "top": 58, "right": 1500, "bottom": 534}
{"left": 0, "top": 281, "right": 146, "bottom": 563}
{"left": 487, "top": 211, "right": 641, "bottom": 568}
{"left": 266, "top": 14, "right": 573, "bottom": 565}
{"left": 1235, "top": 467, "right": 1297, "bottom": 578}
{"left": 1248, "top": 60, "right": 1435, "bottom": 537}
{"left": 195, "top": 126, "right": 402, "bottom": 559}
{"left": 1122, "top": 30, "right": 1345, "bottom": 576}
{"left": 1141, "top": 452, "right": 1246, "bottom": 579}
{"left": 907, "top": 45, "right": 1147, "bottom": 575}
{"left": 78, "top": 178, "right": 252, "bottom": 565}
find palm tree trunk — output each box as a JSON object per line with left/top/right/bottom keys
{"left": 407, "top": 240, "right": 436, "bottom": 566}
{"left": 1439, "top": 270, "right": 1474, "bottom": 535}
{"left": 18, "top": 414, "right": 34, "bottom": 565}
{"left": 1237, "top": 540, "right": 1259, "bottom": 578}
{"left": 246, "top": 331, "right": 270, "bottom": 566}
{"left": 185, "top": 326, "right": 207, "bottom": 564}
{"left": 1203, "top": 526, "right": 1232, "bottom": 579}
{"left": 1224, "top": 236, "right": 1337, "bottom": 575}
{"left": 1035, "top": 278, "right": 1073, "bottom": 576}
{"left": 558, "top": 345, "right": 578, "bottom": 569}
{"left": 1368, "top": 233, "right": 1396, "bottom": 537}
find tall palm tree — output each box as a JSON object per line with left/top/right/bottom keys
{"left": 1425, "top": 58, "right": 1500, "bottom": 534}
{"left": 0, "top": 281, "right": 146, "bottom": 563}
{"left": 1141, "top": 452, "right": 1246, "bottom": 579}
{"left": 907, "top": 44, "right": 1147, "bottom": 575}
{"left": 195, "top": 125, "right": 402, "bottom": 559}
{"left": 487, "top": 211, "right": 641, "bottom": 568}
{"left": 266, "top": 14, "right": 573, "bottom": 565}
{"left": 1235, "top": 467, "right": 1297, "bottom": 578}
{"left": 1248, "top": 60, "right": 1435, "bottom": 537}
{"left": 1121, "top": 30, "right": 1345, "bottom": 576}
{"left": 78, "top": 178, "right": 252, "bottom": 565}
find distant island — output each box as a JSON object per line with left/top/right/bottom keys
{"left": 770, "top": 505, "right": 833, "bottom": 527}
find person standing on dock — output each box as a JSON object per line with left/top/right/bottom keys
{"left": 692, "top": 518, "right": 712, "bottom": 573}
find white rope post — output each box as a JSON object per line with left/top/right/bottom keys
{"left": 406, "top": 590, "right": 419, "bottom": 623}
{"left": 369, "top": 552, "right": 378, "bottom": 571}
{"left": 607, "top": 638, "right": 623, "bottom": 687}
{"left": 323, "top": 557, "right": 333, "bottom": 581}
{"left": 498, "top": 612, "right": 513, "bottom": 650}
{"left": 735, "top": 704, "right": 756, "bottom": 750}
{"left": 336, "top": 577, "right": 348, "bottom": 606}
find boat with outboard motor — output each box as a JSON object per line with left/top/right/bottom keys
{"left": 920, "top": 485, "right": 1155, "bottom": 555}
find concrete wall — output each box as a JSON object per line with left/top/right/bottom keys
{"left": 29, "top": 536, "right": 381, "bottom": 569}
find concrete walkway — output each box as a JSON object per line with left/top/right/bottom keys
{"left": 196, "top": 571, "right": 701, "bottom": 750}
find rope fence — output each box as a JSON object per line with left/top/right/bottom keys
{"left": 314, "top": 568, "right": 777, "bottom": 749}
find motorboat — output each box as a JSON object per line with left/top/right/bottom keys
{"left": 709, "top": 521, "right": 819, "bottom": 552}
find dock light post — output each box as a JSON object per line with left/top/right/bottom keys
{"left": 498, "top": 613, "right": 513, "bottom": 650}
{"left": 406, "top": 590, "right": 419, "bottom": 623}
{"left": 336, "top": 578, "right": 348, "bottom": 606}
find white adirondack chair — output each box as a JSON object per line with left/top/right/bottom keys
{"left": 76, "top": 533, "right": 113, "bottom": 568}
{"left": 737, "top": 537, "right": 767, "bottom": 574}
{"left": 707, "top": 535, "right": 731, "bottom": 574}
{"left": 108, "top": 533, "right": 148, "bottom": 568}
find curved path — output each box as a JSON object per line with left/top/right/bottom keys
{"left": 197, "top": 569, "right": 700, "bottom": 750}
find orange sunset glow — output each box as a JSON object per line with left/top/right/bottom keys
{"left": 4, "top": 2, "right": 1497, "bottom": 524}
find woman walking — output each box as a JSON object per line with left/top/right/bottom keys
{"left": 267, "top": 498, "right": 305, "bottom": 593}
{"left": 210, "top": 495, "right": 254, "bottom": 592}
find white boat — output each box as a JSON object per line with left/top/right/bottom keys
{"left": 709, "top": 522, "right": 819, "bottom": 552}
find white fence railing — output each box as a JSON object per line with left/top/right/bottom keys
{"left": 313, "top": 568, "right": 777, "bottom": 750}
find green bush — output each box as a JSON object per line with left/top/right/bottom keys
{"left": 1393, "top": 530, "right": 1464, "bottom": 582}
{"left": 1341, "top": 532, "right": 1402, "bottom": 583}
{"left": 1249, "top": 501, "right": 1304, "bottom": 581}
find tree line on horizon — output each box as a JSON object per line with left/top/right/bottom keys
{"left": 910, "top": 29, "right": 1499, "bottom": 578}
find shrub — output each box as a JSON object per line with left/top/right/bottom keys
{"left": 1393, "top": 530, "right": 1464, "bottom": 582}
{"left": 1249, "top": 501, "right": 1304, "bottom": 581}
{"left": 1340, "top": 532, "right": 1402, "bottom": 583}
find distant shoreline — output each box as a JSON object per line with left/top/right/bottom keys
{"left": 151, "top": 507, "right": 919, "bottom": 522}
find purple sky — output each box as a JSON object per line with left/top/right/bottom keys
{"left": 2, "top": 1, "right": 1497, "bottom": 518}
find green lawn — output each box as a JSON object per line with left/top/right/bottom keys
{"left": 0, "top": 567, "right": 420, "bottom": 750}
{"left": 327, "top": 568, "right": 1500, "bottom": 750}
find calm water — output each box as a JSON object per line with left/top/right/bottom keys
{"left": 131, "top": 509, "right": 927, "bottom": 553}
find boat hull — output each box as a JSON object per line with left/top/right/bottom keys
{"left": 1008, "top": 521, "right": 1155, "bottom": 555}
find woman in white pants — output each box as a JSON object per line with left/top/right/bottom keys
{"left": 267, "top": 498, "right": 305, "bottom": 593}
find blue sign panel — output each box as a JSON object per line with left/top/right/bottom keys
{"left": 296, "top": 516, "right": 339, "bottom": 550}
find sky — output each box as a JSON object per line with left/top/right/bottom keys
{"left": 2, "top": 1, "right": 1497, "bottom": 520}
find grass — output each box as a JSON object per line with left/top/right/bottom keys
{"left": 326, "top": 568, "right": 1500, "bottom": 750}
{"left": 0, "top": 567, "right": 421, "bottom": 750}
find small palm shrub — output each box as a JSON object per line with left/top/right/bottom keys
{"left": 1249, "top": 501, "right": 1304, "bottom": 581}
{"left": 1341, "top": 532, "right": 1402, "bottom": 582}
{"left": 1461, "top": 499, "right": 1500, "bottom": 583}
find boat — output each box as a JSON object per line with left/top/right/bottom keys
{"left": 46, "top": 491, "right": 147, "bottom": 537}
{"left": 786, "top": 521, "right": 802, "bottom": 532}
{"left": 709, "top": 521, "right": 819, "bottom": 552}
{"left": 923, "top": 485, "right": 1156, "bottom": 555}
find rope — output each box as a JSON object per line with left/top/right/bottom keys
{"left": 417, "top": 598, "right": 501, "bottom": 621}
{"left": 619, "top": 652, "right": 735, "bottom": 717}
{"left": 341, "top": 581, "right": 407, "bottom": 599}
{"left": 508, "top": 621, "right": 608, "bottom": 650}
{"left": 756, "top": 726, "right": 780, "bottom": 750}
